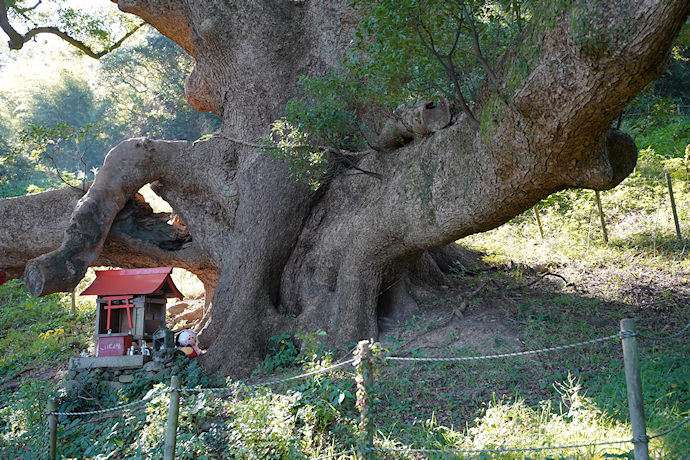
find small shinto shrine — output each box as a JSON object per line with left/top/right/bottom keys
{"left": 81, "top": 267, "right": 183, "bottom": 357}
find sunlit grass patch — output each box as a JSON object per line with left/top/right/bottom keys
{"left": 448, "top": 389, "right": 632, "bottom": 459}
{"left": 463, "top": 173, "right": 690, "bottom": 272}
{"left": 171, "top": 267, "right": 205, "bottom": 299}
{"left": 138, "top": 183, "right": 173, "bottom": 213}
{"left": 372, "top": 377, "right": 638, "bottom": 459}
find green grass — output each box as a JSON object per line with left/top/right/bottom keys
{"left": 0, "top": 279, "right": 93, "bottom": 382}
{"left": 2, "top": 247, "right": 689, "bottom": 458}
{"left": 453, "top": 172, "right": 690, "bottom": 458}
{"left": 2, "top": 136, "right": 690, "bottom": 457}
{"left": 465, "top": 176, "right": 690, "bottom": 271}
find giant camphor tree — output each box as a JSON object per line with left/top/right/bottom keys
{"left": 1, "top": 0, "right": 689, "bottom": 377}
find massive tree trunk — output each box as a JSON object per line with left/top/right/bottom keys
{"left": 1, "top": 0, "right": 689, "bottom": 376}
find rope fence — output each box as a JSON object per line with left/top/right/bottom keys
{"left": 640, "top": 320, "right": 690, "bottom": 342}
{"left": 47, "top": 392, "right": 160, "bottom": 417}
{"left": 370, "top": 438, "right": 634, "bottom": 455}
{"left": 384, "top": 331, "right": 627, "bottom": 363}
{"left": 44, "top": 318, "right": 689, "bottom": 460}
{"left": 177, "top": 357, "right": 356, "bottom": 395}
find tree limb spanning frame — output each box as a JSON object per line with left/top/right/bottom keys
{"left": 0, "top": 1, "right": 145, "bottom": 59}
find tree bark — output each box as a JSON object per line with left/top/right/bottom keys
{"left": 2, "top": 0, "right": 689, "bottom": 377}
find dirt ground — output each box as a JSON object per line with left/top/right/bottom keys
{"left": 367, "top": 259, "right": 690, "bottom": 431}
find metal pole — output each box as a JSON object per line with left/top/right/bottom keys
{"left": 164, "top": 375, "right": 182, "bottom": 460}
{"left": 620, "top": 319, "right": 649, "bottom": 460}
{"left": 355, "top": 341, "right": 375, "bottom": 460}
{"left": 47, "top": 398, "right": 58, "bottom": 460}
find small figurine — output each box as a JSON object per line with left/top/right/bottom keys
{"left": 175, "top": 329, "right": 200, "bottom": 357}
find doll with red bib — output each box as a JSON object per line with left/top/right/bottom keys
{"left": 175, "top": 329, "right": 201, "bottom": 357}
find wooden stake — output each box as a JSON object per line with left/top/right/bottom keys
{"left": 665, "top": 173, "right": 683, "bottom": 244}
{"left": 355, "top": 341, "right": 375, "bottom": 459}
{"left": 164, "top": 376, "right": 181, "bottom": 460}
{"left": 533, "top": 205, "right": 544, "bottom": 239}
{"left": 620, "top": 319, "right": 649, "bottom": 460}
{"left": 47, "top": 398, "right": 57, "bottom": 460}
{"left": 595, "top": 191, "right": 609, "bottom": 245}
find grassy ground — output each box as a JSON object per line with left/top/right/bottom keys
{"left": 1, "top": 174, "right": 689, "bottom": 458}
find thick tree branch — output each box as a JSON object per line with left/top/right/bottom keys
{"left": 1, "top": 1, "right": 144, "bottom": 57}
{"left": 18, "top": 22, "right": 144, "bottom": 57}
{"left": 0, "top": 183, "right": 218, "bottom": 305}
{"left": 0, "top": 1, "right": 26, "bottom": 47}
{"left": 23, "top": 138, "right": 191, "bottom": 296}
{"left": 113, "top": 0, "right": 196, "bottom": 57}
{"left": 376, "top": 98, "right": 452, "bottom": 150}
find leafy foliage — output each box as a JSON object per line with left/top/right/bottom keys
{"left": 261, "top": 120, "right": 331, "bottom": 190}
{"left": 259, "top": 333, "right": 302, "bottom": 374}
{"left": 17, "top": 120, "right": 104, "bottom": 189}
{"left": 227, "top": 390, "right": 315, "bottom": 459}
{"left": 0, "top": 26, "right": 220, "bottom": 195}
{"left": 261, "top": 71, "right": 367, "bottom": 190}
{"left": 98, "top": 29, "right": 220, "bottom": 142}
{"left": 264, "top": 0, "right": 530, "bottom": 185}
{"left": 352, "top": 0, "right": 520, "bottom": 107}
{"left": 0, "top": 279, "right": 91, "bottom": 381}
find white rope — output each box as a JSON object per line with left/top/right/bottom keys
{"left": 310, "top": 448, "right": 355, "bottom": 459}
{"left": 385, "top": 332, "right": 627, "bottom": 363}
{"left": 247, "top": 358, "right": 355, "bottom": 388}
{"left": 641, "top": 320, "right": 690, "bottom": 341}
{"left": 47, "top": 389, "right": 164, "bottom": 417}
{"left": 649, "top": 415, "right": 690, "bottom": 440}
{"left": 371, "top": 437, "right": 633, "bottom": 455}
{"left": 179, "top": 358, "right": 355, "bottom": 394}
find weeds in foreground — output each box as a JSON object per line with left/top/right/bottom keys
{"left": 379, "top": 376, "right": 633, "bottom": 459}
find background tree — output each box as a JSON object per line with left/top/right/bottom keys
{"left": 97, "top": 28, "right": 220, "bottom": 142}
{"left": 0, "top": 0, "right": 688, "bottom": 378}
{"left": 0, "top": 22, "right": 220, "bottom": 197}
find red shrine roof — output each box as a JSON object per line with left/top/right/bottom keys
{"left": 81, "top": 267, "right": 183, "bottom": 299}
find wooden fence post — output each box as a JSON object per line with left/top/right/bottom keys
{"left": 665, "top": 173, "right": 683, "bottom": 244}
{"left": 355, "top": 341, "right": 375, "bottom": 459}
{"left": 47, "top": 398, "right": 58, "bottom": 460}
{"left": 620, "top": 319, "right": 649, "bottom": 460}
{"left": 164, "top": 375, "right": 181, "bottom": 460}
